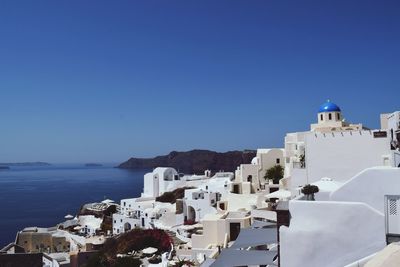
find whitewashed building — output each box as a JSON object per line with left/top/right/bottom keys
{"left": 142, "top": 167, "right": 180, "bottom": 198}
{"left": 182, "top": 188, "right": 221, "bottom": 222}
{"left": 234, "top": 148, "right": 284, "bottom": 194}
{"left": 112, "top": 197, "right": 155, "bottom": 234}
{"left": 280, "top": 167, "right": 400, "bottom": 267}
{"left": 284, "top": 101, "right": 398, "bottom": 196}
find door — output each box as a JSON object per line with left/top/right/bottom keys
{"left": 386, "top": 195, "right": 400, "bottom": 235}
{"left": 233, "top": 184, "right": 239, "bottom": 194}
{"left": 230, "top": 222, "right": 241, "bottom": 241}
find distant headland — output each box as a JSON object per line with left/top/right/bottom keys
{"left": 0, "top": 162, "right": 51, "bottom": 167}
{"left": 117, "top": 149, "right": 256, "bottom": 174}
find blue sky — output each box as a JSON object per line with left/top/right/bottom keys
{"left": 0, "top": 0, "right": 399, "bottom": 163}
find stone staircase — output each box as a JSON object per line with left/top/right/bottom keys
{"left": 165, "top": 229, "right": 186, "bottom": 246}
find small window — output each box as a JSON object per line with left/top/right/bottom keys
{"left": 320, "top": 114, "right": 323, "bottom": 121}
{"left": 389, "top": 199, "right": 397, "bottom": 215}
{"left": 328, "top": 113, "right": 332, "bottom": 120}
{"left": 276, "top": 158, "right": 280, "bottom": 164}
{"left": 337, "top": 113, "right": 340, "bottom": 120}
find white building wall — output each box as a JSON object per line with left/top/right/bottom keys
{"left": 280, "top": 201, "right": 386, "bottom": 267}
{"left": 257, "top": 149, "right": 284, "bottom": 170}
{"left": 305, "top": 130, "right": 391, "bottom": 183}
{"left": 112, "top": 213, "right": 140, "bottom": 235}
{"left": 329, "top": 167, "right": 400, "bottom": 214}
{"left": 288, "top": 168, "right": 307, "bottom": 197}
{"left": 143, "top": 173, "right": 157, "bottom": 197}
{"left": 183, "top": 189, "right": 219, "bottom": 222}
{"left": 142, "top": 167, "right": 179, "bottom": 198}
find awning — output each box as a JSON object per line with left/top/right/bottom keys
{"left": 210, "top": 249, "right": 277, "bottom": 267}
{"left": 265, "top": 189, "right": 291, "bottom": 200}
{"left": 230, "top": 228, "right": 277, "bottom": 249}
{"left": 142, "top": 247, "right": 158, "bottom": 254}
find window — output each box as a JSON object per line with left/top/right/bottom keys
{"left": 276, "top": 158, "right": 280, "bottom": 164}
{"left": 320, "top": 114, "right": 323, "bottom": 121}
{"left": 337, "top": 113, "right": 340, "bottom": 120}
{"left": 328, "top": 113, "right": 332, "bottom": 120}
{"left": 123, "top": 202, "right": 126, "bottom": 206}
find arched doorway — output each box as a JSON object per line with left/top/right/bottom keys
{"left": 124, "top": 222, "right": 132, "bottom": 231}
{"left": 187, "top": 206, "right": 196, "bottom": 222}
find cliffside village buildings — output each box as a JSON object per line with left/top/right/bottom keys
{"left": 1, "top": 100, "right": 400, "bottom": 267}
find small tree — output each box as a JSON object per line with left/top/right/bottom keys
{"left": 299, "top": 153, "right": 305, "bottom": 168}
{"left": 301, "top": 184, "right": 319, "bottom": 200}
{"left": 264, "top": 165, "right": 284, "bottom": 184}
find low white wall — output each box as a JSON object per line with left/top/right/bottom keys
{"left": 280, "top": 200, "right": 386, "bottom": 267}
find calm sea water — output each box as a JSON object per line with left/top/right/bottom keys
{"left": 0, "top": 164, "right": 147, "bottom": 247}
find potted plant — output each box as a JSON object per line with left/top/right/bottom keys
{"left": 301, "top": 184, "right": 319, "bottom": 200}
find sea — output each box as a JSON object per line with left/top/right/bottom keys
{"left": 0, "top": 164, "right": 148, "bottom": 247}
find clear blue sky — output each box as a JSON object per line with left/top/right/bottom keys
{"left": 0, "top": 0, "right": 399, "bottom": 163}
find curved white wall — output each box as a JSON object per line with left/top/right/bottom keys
{"left": 280, "top": 200, "right": 386, "bottom": 267}
{"left": 330, "top": 167, "right": 400, "bottom": 214}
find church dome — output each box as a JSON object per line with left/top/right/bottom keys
{"left": 318, "top": 100, "right": 341, "bottom": 113}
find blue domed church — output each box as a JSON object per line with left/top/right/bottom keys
{"left": 311, "top": 100, "right": 363, "bottom": 132}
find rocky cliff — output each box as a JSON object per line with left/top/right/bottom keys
{"left": 117, "top": 149, "right": 256, "bottom": 174}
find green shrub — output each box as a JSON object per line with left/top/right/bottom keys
{"left": 264, "top": 165, "right": 284, "bottom": 184}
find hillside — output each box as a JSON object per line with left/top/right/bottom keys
{"left": 117, "top": 149, "right": 256, "bottom": 174}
